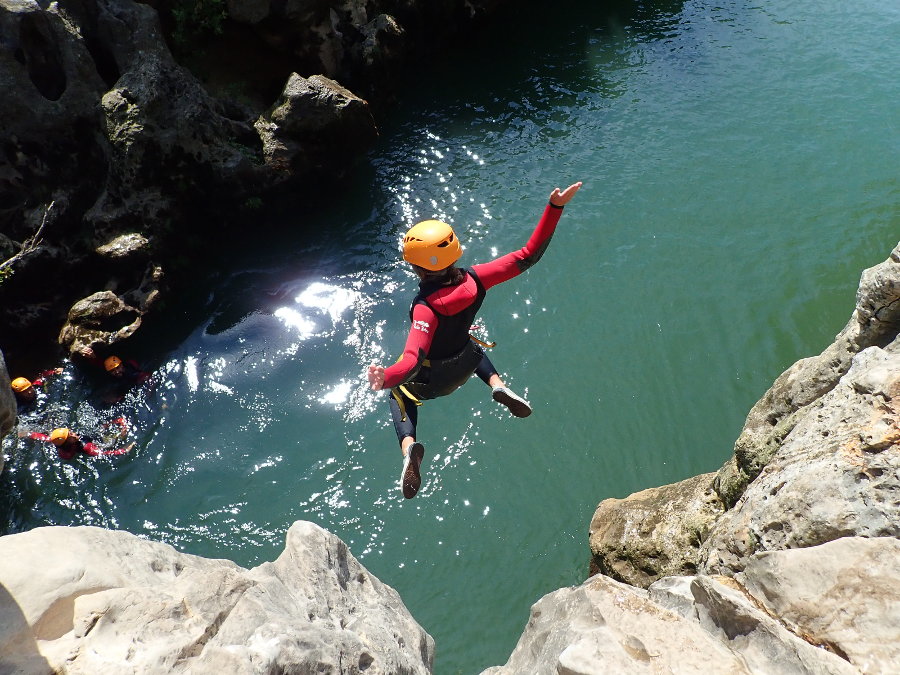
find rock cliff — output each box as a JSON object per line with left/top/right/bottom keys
{"left": 0, "top": 349, "right": 15, "bottom": 473}
{"left": 483, "top": 242, "right": 900, "bottom": 673}
{"left": 0, "top": 521, "right": 434, "bottom": 674}
{"left": 0, "top": 0, "right": 511, "bottom": 369}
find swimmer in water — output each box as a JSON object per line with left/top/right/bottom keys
{"left": 26, "top": 422, "right": 134, "bottom": 460}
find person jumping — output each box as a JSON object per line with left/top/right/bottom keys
{"left": 367, "top": 181, "right": 582, "bottom": 498}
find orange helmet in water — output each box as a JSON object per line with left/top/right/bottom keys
{"left": 11, "top": 377, "right": 32, "bottom": 392}
{"left": 402, "top": 220, "right": 462, "bottom": 271}
{"left": 50, "top": 428, "right": 71, "bottom": 446}
{"left": 104, "top": 356, "right": 122, "bottom": 372}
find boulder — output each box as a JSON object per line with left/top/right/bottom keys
{"left": 481, "top": 556, "right": 863, "bottom": 675}
{"left": 255, "top": 73, "right": 377, "bottom": 177}
{"left": 0, "top": 521, "right": 434, "bottom": 674}
{"left": 57, "top": 290, "right": 144, "bottom": 360}
{"left": 589, "top": 472, "right": 724, "bottom": 587}
{"left": 738, "top": 537, "right": 900, "bottom": 672}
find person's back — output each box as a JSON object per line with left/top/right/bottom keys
{"left": 366, "top": 181, "right": 582, "bottom": 499}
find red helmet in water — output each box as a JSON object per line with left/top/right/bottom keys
{"left": 402, "top": 220, "right": 462, "bottom": 271}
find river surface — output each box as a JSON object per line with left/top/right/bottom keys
{"left": 3, "top": 0, "right": 898, "bottom": 672}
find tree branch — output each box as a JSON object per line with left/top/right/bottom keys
{"left": 0, "top": 201, "right": 55, "bottom": 275}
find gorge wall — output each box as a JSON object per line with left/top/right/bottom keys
{"left": 0, "top": 0, "right": 511, "bottom": 371}
{"left": 482, "top": 243, "right": 900, "bottom": 672}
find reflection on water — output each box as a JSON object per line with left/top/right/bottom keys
{"left": 3, "top": 1, "right": 899, "bottom": 672}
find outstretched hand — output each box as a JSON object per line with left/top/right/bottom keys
{"left": 549, "top": 181, "right": 583, "bottom": 207}
{"left": 367, "top": 364, "right": 386, "bottom": 391}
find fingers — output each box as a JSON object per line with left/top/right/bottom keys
{"left": 549, "top": 181, "right": 583, "bottom": 206}
{"left": 366, "top": 364, "right": 385, "bottom": 391}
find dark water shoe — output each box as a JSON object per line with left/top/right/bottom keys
{"left": 401, "top": 442, "right": 425, "bottom": 499}
{"left": 492, "top": 386, "right": 533, "bottom": 418}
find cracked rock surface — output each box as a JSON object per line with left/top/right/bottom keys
{"left": 488, "top": 244, "right": 900, "bottom": 673}
{"left": 0, "top": 521, "right": 434, "bottom": 674}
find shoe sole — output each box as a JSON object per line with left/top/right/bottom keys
{"left": 402, "top": 442, "right": 425, "bottom": 499}
{"left": 492, "top": 389, "right": 532, "bottom": 418}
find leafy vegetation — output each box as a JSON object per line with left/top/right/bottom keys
{"left": 170, "top": 0, "right": 228, "bottom": 49}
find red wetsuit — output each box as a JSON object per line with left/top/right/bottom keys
{"left": 29, "top": 420, "right": 131, "bottom": 460}
{"left": 383, "top": 202, "right": 565, "bottom": 390}
{"left": 30, "top": 369, "right": 61, "bottom": 387}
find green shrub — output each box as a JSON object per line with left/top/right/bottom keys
{"left": 171, "top": 0, "right": 228, "bottom": 48}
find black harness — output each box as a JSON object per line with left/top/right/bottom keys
{"left": 396, "top": 268, "right": 487, "bottom": 402}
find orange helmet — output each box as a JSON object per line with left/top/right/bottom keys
{"left": 104, "top": 356, "right": 122, "bottom": 372}
{"left": 402, "top": 220, "right": 462, "bottom": 271}
{"left": 50, "top": 428, "right": 71, "bottom": 446}
{"left": 11, "top": 377, "right": 32, "bottom": 392}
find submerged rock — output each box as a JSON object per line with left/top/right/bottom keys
{"left": 0, "top": 521, "right": 434, "bottom": 674}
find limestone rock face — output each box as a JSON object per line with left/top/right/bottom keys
{"left": 716, "top": 242, "right": 900, "bottom": 507}
{"left": 547, "top": 241, "right": 900, "bottom": 674}
{"left": 0, "top": 521, "right": 434, "bottom": 674}
{"left": 56, "top": 290, "right": 144, "bottom": 360}
{"left": 224, "top": 0, "right": 507, "bottom": 96}
{"left": 0, "top": 349, "right": 15, "bottom": 471}
{"left": 0, "top": 0, "right": 378, "bottom": 363}
{"left": 255, "top": 73, "right": 377, "bottom": 176}
{"left": 589, "top": 242, "right": 900, "bottom": 585}
{"left": 482, "top": 541, "right": 877, "bottom": 675}
{"left": 700, "top": 344, "right": 900, "bottom": 576}
{"left": 589, "top": 472, "right": 724, "bottom": 587}
{"left": 481, "top": 573, "right": 750, "bottom": 675}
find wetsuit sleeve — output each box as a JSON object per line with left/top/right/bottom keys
{"left": 471, "top": 203, "right": 564, "bottom": 290}
{"left": 101, "top": 447, "right": 132, "bottom": 456}
{"left": 28, "top": 432, "right": 50, "bottom": 441}
{"left": 382, "top": 303, "right": 438, "bottom": 390}
{"left": 82, "top": 442, "right": 101, "bottom": 457}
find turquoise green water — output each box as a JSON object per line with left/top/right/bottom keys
{"left": 3, "top": 0, "right": 899, "bottom": 672}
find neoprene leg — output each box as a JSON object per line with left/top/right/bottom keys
{"left": 389, "top": 390, "right": 418, "bottom": 445}
{"left": 474, "top": 352, "right": 499, "bottom": 385}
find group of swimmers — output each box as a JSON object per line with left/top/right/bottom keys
{"left": 10, "top": 355, "right": 149, "bottom": 461}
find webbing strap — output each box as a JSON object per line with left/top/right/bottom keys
{"left": 469, "top": 334, "right": 496, "bottom": 349}
{"left": 389, "top": 334, "right": 494, "bottom": 420}
{"left": 391, "top": 386, "right": 422, "bottom": 422}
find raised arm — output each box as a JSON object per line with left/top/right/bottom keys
{"left": 472, "top": 181, "right": 582, "bottom": 289}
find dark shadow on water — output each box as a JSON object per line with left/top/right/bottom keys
{"left": 380, "top": 0, "right": 689, "bottom": 133}
{"left": 0, "top": 580, "right": 54, "bottom": 674}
